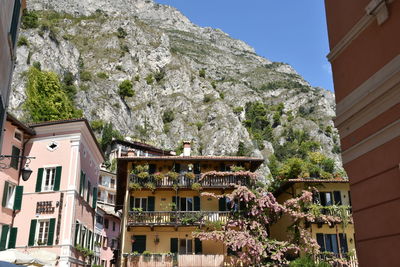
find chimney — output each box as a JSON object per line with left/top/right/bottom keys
{"left": 183, "top": 141, "right": 191, "bottom": 156}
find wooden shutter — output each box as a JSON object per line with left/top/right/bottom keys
{"left": 10, "top": 146, "right": 20, "bottom": 169}
{"left": 92, "top": 187, "right": 97, "bottom": 209}
{"left": 13, "top": 186, "right": 23, "bottom": 210}
{"left": 28, "top": 219, "right": 37, "bottom": 246}
{"left": 316, "top": 233, "right": 325, "bottom": 252}
{"left": 194, "top": 196, "right": 200, "bottom": 211}
{"left": 0, "top": 225, "right": 9, "bottom": 250}
{"left": 219, "top": 197, "right": 226, "bottom": 211}
{"left": 8, "top": 227, "right": 17, "bottom": 249}
{"left": 87, "top": 181, "right": 91, "bottom": 202}
{"left": 319, "top": 192, "right": 327, "bottom": 206}
{"left": 54, "top": 166, "right": 62, "bottom": 191}
{"left": 2, "top": 181, "right": 9, "bottom": 207}
{"left": 170, "top": 238, "right": 178, "bottom": 253}
{"left": 74, "top": 222, "right": 80, "bottom": 246}
{"left": 339, "top": 233, "right": 348, "bottom": 254}
{"left": 333, "top": 191, "right": 342, "bottom": 205}
{"left": 194, "top": 238, "right": 202, "bottom": 254}
{"left": 35, "top": 168, "right": 44, "bottom": 192}
{"left": 172, "top": 196, "right": 180, "bottom": 211}
{"left": 47, "top": 218, "right": 56, "bottom": 245}
{"left": 129, "top": 196, "right": 134, "bottom": 211}
{"left": 132, "top": 235, "right": 146, "bottom": 253}
{"left": 148, "top": 196, "right": 155, "bottom": 211}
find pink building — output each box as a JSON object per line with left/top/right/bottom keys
{"left": 0, "top": 114, "right": 34, "bottom": 250}
{"left": 11, "top": 118, "right": 104, "bottom": 266}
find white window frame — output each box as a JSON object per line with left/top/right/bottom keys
{"left": 134, "top": 197, "right": 148, "bottom": 211}
{"left": 5, "top": 183, "right": 16, "bottom": 209}
{"left": 36, "top": 219, "right": 50, "bottom": 246}
{"left": 42, "top": 167, "right": 56, "bottom": 192}
{"left": 180, "top": 197, "right": 194, "bottom": 211}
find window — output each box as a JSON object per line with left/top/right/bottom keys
{"left": 104, "top": 219, "right": 109, "bottom": 229}
{"left": 10, "top": 0, "right": 21, "bottom": 48}
{"left": 42, "top": 168, "right": 56, "bottom": 191}
{"left": 2, "top": 183, "right": 16, "bottom": 209}
{"left": 316, "top": 233, "right": 348, "bottom": 256}
{"left": 134, "top": 198, "right": 147, "bottom": 211}
{"left": 14, "top": 130, "right": 22, "bottom": 142}
{"left": 99, "top": 176, "right": 103, "bottom": 185}
{"left": 131, "top": 235, "right": 146, "bottom": 253}
{"left": 112, "top": 221, "right": 116, "bottom": 231}
{"left": 111, "top": 239, "right": 115, "bottom": 249}
{"left": 10, "top": 146, "right": 20, "bottom": 170}
{"left": 316, "top": 191, "right": 342, "bottom": 206}
{"left": 179, "top": 239, "right": 193, "bottom": 254}
{"left": 110, "top": 179, "right": 115, "bottom": 189}
{"left": 96, "top": 214, "right": 103, "bottom": 225}
{"left": 180, "top": 197, "right": 193, "bottom": 211}
{"left": 37, "top": 220, "right": 50, "bottom": 245}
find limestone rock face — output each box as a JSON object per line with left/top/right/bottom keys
{"left": 10, "top": 0, "right": 342, "bottom": 181}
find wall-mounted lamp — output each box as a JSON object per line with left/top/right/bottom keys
{"left": 0, "top": 155, "right": 35, "bottom": 181}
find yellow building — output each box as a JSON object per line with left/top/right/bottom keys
{"left": 271, "top": 178, "right": 356, "bottom": 261}
{"left": 115, "top": 146, "right": 263, "bottom": 266}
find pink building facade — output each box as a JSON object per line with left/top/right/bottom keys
{"left": 11, "top": 119, "right": 104, "bottom": 266}
{"left": 0, "top": 114, "right": 34, "bottom": 250}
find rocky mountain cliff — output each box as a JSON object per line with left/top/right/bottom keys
{"left": 10, "top": 0, "right": 342, "bottom": 181}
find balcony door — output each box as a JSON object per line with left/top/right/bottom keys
{"left": 131, "top": 235, "right": 146, "bottom": 253}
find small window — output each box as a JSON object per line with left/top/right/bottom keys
{"left": 104, "top": 219, "right": 109, "bottom": 229}
{"left": 14, "top": 130, "right": 22, "bottom": 142}
{"left": 134, "top": 198, "right": 147, "bottom": 211}
{"left": 4, "top": 183, "right": 16, "bottom": 209}
{"left": 10, "top": 146, "right": 20, "bottom": 170}
{"left": 112, "top": 221, "right": 116, "bottom": 231}
{"left": 180, "top": 197, "right": 193, "bottom": 211}
{"left": 110, "top": 179, "right": 115, "bottom": 189}
{"left": 42, "top": 168, "right": 56, "bottom": 191}
{"left": 179, "top": 239, "right": 193, "bottom": 254}
{"left": 111, "top": 239, "right": 115, "bottom": 249}
{"left": 96, "top": 214, "right": 103, "bottom": 225}
{"left": 36, "top": 220, "right": 50, "bottom": 246}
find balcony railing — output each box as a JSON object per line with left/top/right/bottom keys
{"left": 129, "top": 174, "right": 251, "bottom": 189}
{"left": 127, "top": 211, "right": 230, "bottom": 226}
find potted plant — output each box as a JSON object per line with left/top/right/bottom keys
{"left": 142, "top": 251, "right": 152, "bottom": 262}
{"left": 191, "top": 182, "right": 202, "bottom": 192}
{"left": 129, "top": 182, "right": 142, "bottom": 191}
{"left": 154, "top": 172, "right": 164, "bottom": 181}
{"left": 144, "top": 182, "right": 156, "bottom": 192}
{"left": 167, "top": 171, "right": 179, "bottom": 181}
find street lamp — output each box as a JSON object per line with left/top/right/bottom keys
{"left": 0, "top": 155, "right": 35, "bottom": 180}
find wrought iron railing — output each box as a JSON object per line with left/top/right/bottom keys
{"left": 129, "top": 174, "right": 251, "bottom": 188}
{"left": 127, "top": 211, "right": 230, "bottom": 226}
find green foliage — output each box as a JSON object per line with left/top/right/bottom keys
{"left": 243, "top": 102, "right": 273, "bottom": 149}
{"left": 259, "top": 79, "right": 308, "bottom": 91}
{"left": 289, "top": 256, "right": 330, "bottom": 267}
{"left": 236, "top": 141, "right": 250, "bottom": 156}
{"left": 100, "top": 122, "right": 123, "bottom": 152}
{"left": 17, "top": 36, "right": 29, "bottom": 47}
{"left": 80, "top": 71, "right": 92, "bottom": 81}
{"left": 175, "top": 142, "right": 184, "bottom": 155}
{"left": 162, "top": 109, "right": 175, "bottom": 123}
{"left": 117, "top": 27, "right": 128, "bottom": 38}
{"left": 278, "top": 158, "right": 306, "bottom": 179}
{"left": 219, "top": 91, "right": 225, "bottom": 99}
{"left": 211, "top": 81, "right": 217, "bottom": 89}
{"left": 24, "top": 67, "right": 82, "bottom": 122}
{"left": 134, "top": 75, "right": 140, "bottom": 82}
{"left": 199, "top": 69, "right": 206, "bottom": 78}
{"left": 61, "top": 71, "right": 77, "bottom": 101}
{"left": 154, "top": 69, "right": 165, "bottom": 82}
{"left": 233, "top": 106, "right": 243, "bottom": 115}
{"left": 32, "top": 61, "right": 41, "bottom": 70}
{"left": 195, "top": 121, "right": 204, "bottom": 131}
{"left": 145, "top": 74, "right": 154, "bottom": 84}
{"left": 272, "top": 112, "right": 281, "bottom": 128}
{"left": 203, "top": 94, "right": 213, "bottom": 103}
{"left": 116, "top": 65, "right": 123, "bottom": 71}
{"left": 21, "top": 9, "right": 39, "bottom": 29}
{"left": 118, "top": 80, "right": 135, "bottom": 98}
{"left": 191, "top": 182, "right": 202, "bottom": 191}
{"left": 90, "top": 120, "right": 105, "bottom": 132}
{"left": 96, "top": 72, "right": 109, "bottom": 79}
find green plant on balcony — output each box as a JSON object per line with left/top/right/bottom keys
{"left": 144, "top": 182, "right": 156, "bottom": 191}
{"left": 167, "top": 171, "right": 179, "bottom": 181}
{"left": 172, "top": 184, "right": 179, "bottom": 192}
{"left": 230, "top": 165, "right": 245, "bottom": 172}
{"left": 185, "top": 172, "right": 195, "bottom": 180}
{"left": 191, "top": 182, "right": 202, "bottom": 192}
{"left": 37, "top": 240, "right": 46, "bottom": 246}
{"left": 181, "top": 212, "right": 203, "bottom": 225}
{"left": 154, "top": 172, "right": 165, "bottom": 181}
{"left": 94, "top": 241, "right": 101, "bottom": 247}
{"left": 132, "top": 164, "right": 149, "bottom": 174}
{"left": 129, "top": 182, "right": 142, "bottom": 191}
{"left": 204, "top": 220, "right": 224, "bottom": 231}
{"left": 142, "top": 251, "right": 152, "bottom": 262}
{"left": 137, "top": 172, "right": 149, "bottom": 180}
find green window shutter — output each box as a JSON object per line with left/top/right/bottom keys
{"left": 35, "top": 168, "right": 44, "bottom": 192}
{"left": 0, "top": 225, "right": 9, "bottom": 250}
{"left": 10, "top": 146, "right": 20, "bottom": 169}
{"left": 8, "top": 227, "right": 17, "bottom": 249}
{"left": 148, "top": 196, "right": 155, "bottom": 211}
{"left": 194, "top": 238, "right": 202, "bottom": 254}
{"left": 170, "top": 238, "right": 178, "bottom": 254}
{"left": 13, "top": 186, "right": 23, "bottom": 210}
{"left": 53, "top": 166, "right": 62, "bottom": 191}
{"left": 194, "top": 196, "right": 200, "bottom": 211}
{"left": 79, "top": 171, "right": 83, "bottom": 195}
{"left": 87, "top": 181, "right": 91, "bottom": 202}
{"left": 2, "top": 181, "right": 9, "bottom": 207}
{"left": 92, "top": 187, "right": 97, "bottom": 209}
{"left": 74, "top": 221, "right": 80, "bottom": 246}
{"left": 130, "top": 196, "right": 134, "bottom": 211}
{"left": 28, "top": 220, "right": 37, "bottom": 246}
{"left": 172, "top": 196, "right": 180, "bottom": 211}
{"left": 82, "top": 173, "right": 86, "bottom": 197}
{"left": 47, "top": 218, "right": 56, "bottom": 246}
{"left": 219, "top": 197, "right": 226, "bottom": 211}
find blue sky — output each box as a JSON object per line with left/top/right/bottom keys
{"left": 155, "top": 0, "right": 333, "bottom": 92}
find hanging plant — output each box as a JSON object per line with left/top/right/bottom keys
{"left": 154, "top": 172, "right": 165, "bottom": 180}
{"left": 191, "top": 182, "right": 203, "bottom": 192}
{"left": 144, "top": 182, "right": 156, "bottom": 191}
{"left": 185, "top": 172, "right": 196, "bottom": 180}
{"left": 137, "top": 171, "right": 149, "bottom": 180}
{"left": 129, "top": 182, "right": 142, "bottom": 191}
{"left": 167, "top": 171, "right": 179, "bottom": 181}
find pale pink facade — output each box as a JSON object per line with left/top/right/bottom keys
{"left": 0, "top": 114, "right": 34, "bottom": 251}
{"left": 12, "top": 119, "right": 104, "bottom": 267}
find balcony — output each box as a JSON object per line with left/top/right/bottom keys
{"left": 127, "top": 211, "right": 229, "bottom": 227}
{"left": 129, "top": 173, "right": 251, "bottom": 189}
